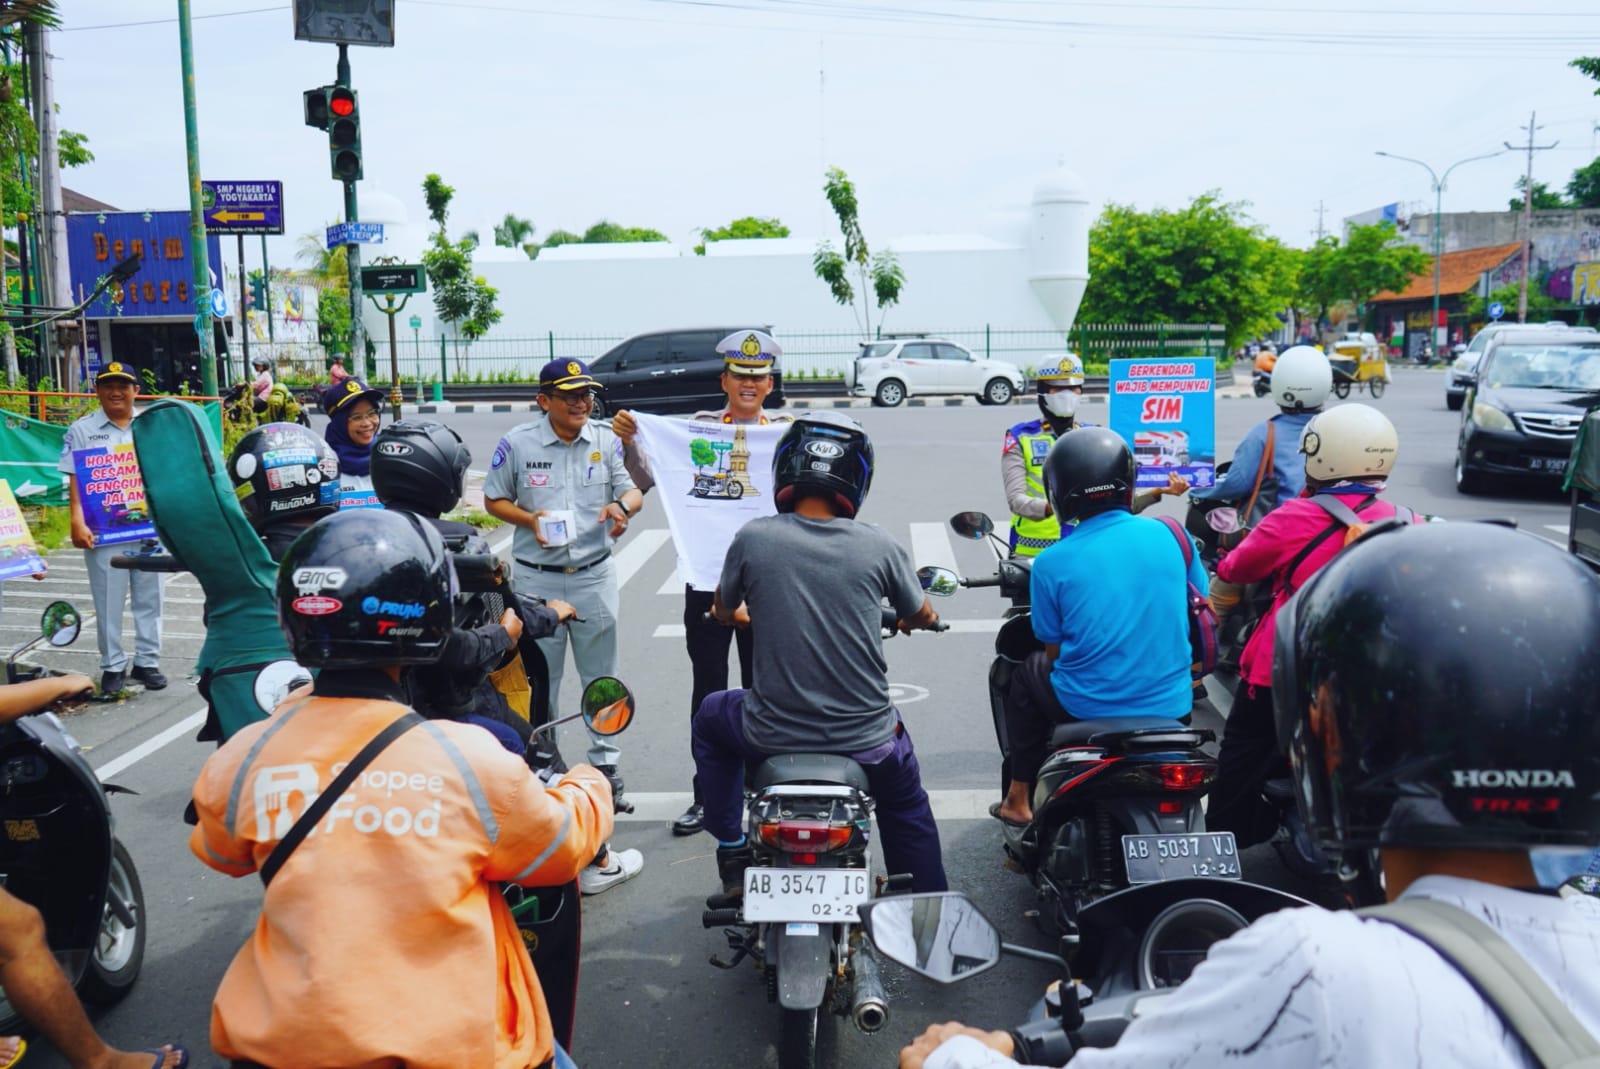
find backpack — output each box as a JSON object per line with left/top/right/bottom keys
{"left": 1156, "top": 516, "right": 1220, "bottom": 681}
{"left": 1279, "top": 494, "right": 1416, "bottom": 597}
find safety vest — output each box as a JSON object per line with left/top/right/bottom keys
{"left": 1009, "top": 421, "right": 1060, "bottom": 556}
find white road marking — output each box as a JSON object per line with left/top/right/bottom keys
{"left": 613, "top": 528, "right": 672, "bottom": 589}
{"left": 93, "top": 708, "right": 207, "bottom": 780}
{"left": 614, "top": 789, "right": 997, "bottom": 823}
{"left": 908, "top": 522, "right": 959, "bottom": 574}
{"left": 1545, "top": 523, "right": 1570, "bottom": 535}
{"left": 656, "top": 568, "right": 682, "bottom": 596}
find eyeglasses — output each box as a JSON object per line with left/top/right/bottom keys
{"left": 546, "top": 392, "right": 595, "bottom": 408}
{"left": 346, "top": 409, "right": 382, "bottom": 425}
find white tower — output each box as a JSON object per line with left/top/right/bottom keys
{"left": 1027, "top": 163, "right": 1091, "bottom": 334}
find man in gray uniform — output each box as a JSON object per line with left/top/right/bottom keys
{"left": 484, "top": 358, "right": 645, "bottom": 894}
{"left": 59, "top": 362, "right": 165, "bottom": 698}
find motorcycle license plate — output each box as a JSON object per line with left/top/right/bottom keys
{"left": 1122, "top": 833, "right": 1241, "bottom": 883}
{"left": 741, "top": 868, "right": 872, "bottom": 923}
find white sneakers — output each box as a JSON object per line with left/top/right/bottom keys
{"left": 579, "top": 847, "right": 644, "bottom": 896}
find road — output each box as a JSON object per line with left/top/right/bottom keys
{"left": 1, "top": 367, "right": 1573, "bottom": 1068}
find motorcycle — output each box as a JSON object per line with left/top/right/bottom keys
{"left": 699, "top": 606, "right": 946, "bottom": 1069}
{"left": 935, "top": 511, "right": 1228, "bottom": 940}
{"left": 859, "top": 882, "right": 1310, "bottom": 1063}
{"left": 0, "top": 601, "right": 148, "bottom": 1030}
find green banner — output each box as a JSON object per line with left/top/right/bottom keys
{"left": 0, "top": 411, "right": 68, "bottom": 507}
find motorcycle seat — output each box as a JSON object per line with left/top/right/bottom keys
{"left": 1049, "top": 715, "right": 1197, "bottom": 748}
{"left": 751, "top": 753, "right": 871, "bottom": 794}
{"left": 1262, "top": 777, "right": 1296, "bottom": 805}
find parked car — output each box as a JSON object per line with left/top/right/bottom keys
{"left": 847, "top": 336, "right": 1024, "bottom": 407}
{"left": 587, "top": 326, "right": 786, "bottom": 415}
{"left": 1568, "top": 407, "right": 1600, "bottom": 572}
{"left": 1447, "top": 322, "right": 1591, "bottom": 411}
{"left": 1453, "top": 325, "right": 1600, "bottom": 494}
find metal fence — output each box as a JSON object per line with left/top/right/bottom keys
{"left": 367, "top": 323, "right": 1227, "bottom": 385}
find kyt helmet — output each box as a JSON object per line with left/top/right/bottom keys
{"left": 228, "top": 422, "right": 340, "bottom": 530}
{"left": 1270, "top": 345, "right": 1332, "bottom": 412}
{"left": 773, "top": 411, "right": 875, "bottom": 518}
{"left": 1274, "top": 522, "right": 1600, "bottom": 855}
{"left": 1299, "top": 403, "right": 1398, "bottom": 483}
{"left": 1044, "top": 426, "right": 1135, "bottom": 524}
{"left": 277, "top": 509, "right": 457, "bottom": 667}
{"left": 370, "top": 419, "right": 472, "bottom": 518}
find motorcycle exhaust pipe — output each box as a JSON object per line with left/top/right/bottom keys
{"left": 851, "top": 947, "right": 889, "bottom": 1034}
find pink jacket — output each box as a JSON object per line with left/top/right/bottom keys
{"left": 1217, "top": 490, "right": 1416, "bottom": 688}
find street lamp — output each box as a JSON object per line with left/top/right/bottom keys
{"left": 409, "top": 313, "right": 422, "bottom": 404}
{"left": 1374, "top": 149, "right": 1505, "bottom": 359}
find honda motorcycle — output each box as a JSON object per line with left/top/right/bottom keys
{"left": 0, "top": 602, "right": 147, "bottom": 1030}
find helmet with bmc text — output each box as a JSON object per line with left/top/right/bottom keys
{"left": 1273, "top": 522, "right": 1600, "bottom": 854}
{"left": 772, "top": 411, "right": 875, "bottom": 518}
{"left": 1043, "top": 426, "right": 1135, "bottom": 524}
{"left": 277, "top": 509, "right": 457, "bottom": 667}
{"left": 227, "top": 422, "right": 340, "bottom": 531}
{"left": 370, "top": 419, "right": 472, "bottom": 518}
{"left": 1299, "top": 403, "right": 1398, "bottom": 483}
{"left": 1270, "top": 345, "right": 1332, "bottom": 412}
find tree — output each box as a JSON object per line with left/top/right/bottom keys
{"left": 1297, "top": 221, "right": 1430, "bottom": 331}
{"left": 1462, "top": 281, "right": 1558, "bottom": 323}
{"left": 1567, "top": 157, "right": 1600, "bottom": 209}
{"left": 418, "top": 174, "right": 502, "bottom": 376}
{"left": 695, "top": 215, "right": 789, "bottom": 256}
{"left": 689, "top": 438, "right": 716, "bottom": 471}
{"left": 1076, "top": 192, "right": 1299, "bottom": 349}
{"left": 1509, "top": 176, "right": 1570, "bottom": 212}
{"left": 812, "top": 167, "right": 904, "bottom": 338}
{"left": 541, "top": 229, "right": 581, "bottom": 252}
{"left": 580, "top": 220, "right": 668, "bottom": 244}
{"left": 1572, "top": 56, "right": 1600, "bottom": 91}
{"left": 296, "top": 228, "right": 350, "bottom": 359}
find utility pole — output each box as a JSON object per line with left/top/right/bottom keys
{"left": 1505, "top": 111, "right": 1558, "bottom": 324}
{"left": 1313, "top": 201, "right": 1327, "bottom": 243}
{"left": 28, "top": 22, "right": 69, "bottom": 387}
{"left": 177, "top": 0, "right": 217, "bottom": 398}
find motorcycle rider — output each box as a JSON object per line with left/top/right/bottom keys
{"left": 992, "top": 427, "right": 1206, "bottom": 827}
{"left": 691, "top": 412, "right": 949, "bottom": 904}
{"left": 226, "top": 422, "right": 342, "bottom": 562}
{"left": 1002, "top": 354, "right": 1184, "bottom": 558}
{"left": 191, "top": 509, "right": 613, "bottom": 1069}
{"left": 899, "top": 521, "right": 1600, "bottom": 1068}
{"left": 1206, "top": 403, "right": 1420, "bottom": 847}
{"left": 251, "top": 358, "right": 274, "bottom": 406}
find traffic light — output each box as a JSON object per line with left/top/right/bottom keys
{"left": 248, "top": 274, "right": 266, "bottom": 311}
{"left": 327, "top": 86, "right": 362, "bottom": 182}
{"left": 303, "top": 85, "right": 332, "bottom": 131}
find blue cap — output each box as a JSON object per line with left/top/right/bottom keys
{"left": 539, "top": 358, "right": 601, "bottom": 392}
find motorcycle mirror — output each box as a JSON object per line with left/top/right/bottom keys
{"left": 40, "top": 602, "right": 80, "bottom": 648}
{"left": 858, "top": 892, "right": 1002, "bottom": 984}
{"left": 1204, "top": 507, "right": 1242, "bottom": 535}
{"left": 581, "top": 677, "right": 635, "bottom": 736}
{"left": 948, "top": 512, "right": 994, "bottom": 541}
{"left": 916, "top": 566, "right": 960, "bottom": 597}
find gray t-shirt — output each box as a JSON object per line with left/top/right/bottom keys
{"left": 720, "top": 513, "right": 925, "bottom": 753}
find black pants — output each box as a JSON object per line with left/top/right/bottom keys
{"left": 1005, "top": 650, "right": 1071, "bottom": 787}
{"left": 684, "top": 587, "right": 753, "bottom": 802}
{"left": 1205, "top": 678, "right": 1287, "bottom": 849}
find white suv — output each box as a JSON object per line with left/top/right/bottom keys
{"left": 847, "top": 337, "right": 1025, "bottom": 407}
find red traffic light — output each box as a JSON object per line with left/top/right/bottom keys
{"left": 329, "top": 89, "right": 356, "bottom": 118}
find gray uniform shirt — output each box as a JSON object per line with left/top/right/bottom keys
{"left": 720, "top": 513, "right": 925, "bottom": 753}
{"left": 58, "top": 408, "right": 138, "bottom": 479}
{"left": 483, "top": 415, "right": 635, "bottom": 567}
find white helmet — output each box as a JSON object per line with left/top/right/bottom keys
{"left": 1270, "top": 345, "right": 1331, "bottom": 411}
{"left": 1300, "top": 403, "right": 1398, "bottom": 482}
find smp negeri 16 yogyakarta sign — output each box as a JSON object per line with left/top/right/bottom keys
{"left": 67, "top": 211, "right": 223, "bottom": 318}
{"left": 201, "top": 180, "right": 285, "bottom": 235}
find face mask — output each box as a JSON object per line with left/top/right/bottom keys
{"left": 1041, "top": 390, "right": 1079, "bottom": 418}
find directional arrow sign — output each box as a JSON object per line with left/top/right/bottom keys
{"left": 11, "top": 479, "right": 46, "bottom": 498}
{"left": 326, "top": 221, "right": 384, "bottom": 249}
{"left": 201, "top": 180, "right": 284, "bottom": 235}
{"left": 360, "top": 264, "right": 425, "bottom": 294}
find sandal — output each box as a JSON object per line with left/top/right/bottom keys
{"left": 988, "top": 801, "right": 1030, "bottom": 830}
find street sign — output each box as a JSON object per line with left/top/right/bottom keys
{"left": 325, "top": 221, "right": 384, "bottom": 249}
{"left": 294, "top": 0, "right": 395, "bottom": 47}
{"left": 360, "top": 264, "right": 426, "bottom": 294}
{"left": 209, "top": 288, "right": 229, "bottom": 317}
{"left": 408, "top": 314, "right": 422, "bottom": 330}
{"left": 1488, "top": 301, "right": 1506, "bottom": 321}
{"left": 201, "top": 180, "right": 284, "bottom": 235}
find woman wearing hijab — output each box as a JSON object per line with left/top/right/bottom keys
{"left": 322, "top": 378, "right": 386, "bottom": 509}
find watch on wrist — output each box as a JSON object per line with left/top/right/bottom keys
{"left": 613, "top": 498, "right": 632, "bottom": 518}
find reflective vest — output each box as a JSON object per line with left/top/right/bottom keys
{"left": 1009, "top": 421, "right": 1060, "bottom": 556}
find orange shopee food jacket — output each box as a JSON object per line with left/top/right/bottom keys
{"left": 191, "top": 682, "right": 613, "bottom": 1069}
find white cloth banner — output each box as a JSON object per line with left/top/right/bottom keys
{"left": 633, "top": 412, "right": 786, "bottom": 591}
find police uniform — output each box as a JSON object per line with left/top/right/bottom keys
{"left": 1001, "top": 417, "right": 1060, "bottom": 556}
{"left": 58, "top": 363, "right": 164, "bottom": 684}
{"left": 483, "top": 360, "right": 637, "bottom": 768}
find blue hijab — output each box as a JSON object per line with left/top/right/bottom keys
{"left": 322, "top": 379, "right": 383, "bottom": 477}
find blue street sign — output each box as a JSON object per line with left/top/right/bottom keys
{"left": 210, "top": 288, "right": 229, "bottom": 318}
{"left": 201, "top": 180, "right": 284, "bottom": 235}
{"left": 1488, "top": 301, "right": 1506, "bottom": 321}
{"left": 325, "top": 221, "right": 384, "bottom": 249}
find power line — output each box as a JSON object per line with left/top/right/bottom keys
{"left": 60, "top": 5, "right": 284, "bottom": 32}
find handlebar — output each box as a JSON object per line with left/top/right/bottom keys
{"left": 961, "top": 575, "right": 1003, "bottom": 589}
{"left": 453, "top": 554, "right": 506, "bottom": 592}
{"left": 110, "top": 553, "right": 185, "bottom": 573}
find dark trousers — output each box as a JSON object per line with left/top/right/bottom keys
{"left": 684, "top": 587, "right": 753, "bottom": 803}
{"left": 1205, "top": 679, "right": 1286, "bottom": 848}
{"left": 691, "top": 689, "right": 949, "bottom": 893}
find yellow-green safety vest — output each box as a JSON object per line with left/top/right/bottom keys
{"left": 1010, "top": 426, "right": 1060, "bottom": 557}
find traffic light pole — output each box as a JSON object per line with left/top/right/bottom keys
{"left": 236, "top": 233, "right": 249, "bottom": 383}
{"left": 336, "top": 44, "right": 365, "bottom": 375}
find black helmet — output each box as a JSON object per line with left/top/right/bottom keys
{"left": 1044, "top": 427, "right": 1135, "bottom": 524}
{"left": 370, "top": 419, "right": 471, "bottom": 518}
{"left": 227, "top": 422, "right": 340, "bottom": 530}
{"left": 772, "top": 411, "right": 874, "bottom": 518}
{"left": 1273, "top": 522, "right": 1600, "bottom": 853}
{"left": 277, "top": 509, "right": 457, "bottom": 667}
{"left": 252, "top": 357, "right": 270, "bottom": 370}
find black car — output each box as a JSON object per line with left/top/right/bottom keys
{"left": 587, "top": 326, "right": 786, "bottom": 415}
{"left": 1454, "top": 327, "right": 1600, "bottom": 494}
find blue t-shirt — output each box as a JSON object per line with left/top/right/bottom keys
{"left": 1029, "top": 509, "right": 1205, "bottom": 720}
{"left": 1190, "top": 410, "right": 1315, "bottom": 510}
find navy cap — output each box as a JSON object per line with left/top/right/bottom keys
{"left": 95, "top": 362, "right": 139, "bottom": 385}
{"left": 540, "top": 358, "right": 601, "bottom": 392}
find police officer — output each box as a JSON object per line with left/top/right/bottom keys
{"left": 611, "top": 330, "right": 793, "bottom": 836}
{"left": 59, "top": 362, "right": 165, "bottom": 698}
{"left": 484, "top": 359, "right": 645, "bottom": 894}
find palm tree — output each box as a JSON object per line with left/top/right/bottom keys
{"left": 0, "top": 1, "right": 59, "bottom": 29}
{"left": 492, "top": 213, "right": 537, "bottom": 259}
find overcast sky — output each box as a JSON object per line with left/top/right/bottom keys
{"left": 52, "top": 1, "right": 1600, "bottom": 268}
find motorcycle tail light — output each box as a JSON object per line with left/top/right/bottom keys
{"left": 757, "top": 819, "right": 854, "bottom": 854}
{"left": 1154, "top": 763, "right": 1214, "bottom": 791}
{"left": 1158, "top": 800, "right": 1184, "bottom": 815}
